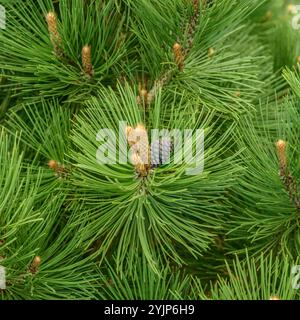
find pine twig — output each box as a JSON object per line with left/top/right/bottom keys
{"left": 185, "top": 0, "right": 200, "bottom": 54}
{"left": 146, "top": 69, "right": 173, "bottom": 105}
{"left": 276, "top": 140, "right": 300, "bottom": 210}
{"left": 146, "top": 0, "right": 201, "bottom": 105}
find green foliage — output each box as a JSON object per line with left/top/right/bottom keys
{"left": 0, "top": 0, "right": 300, "bottom": 300}
{"left": 192, "top": 253, "right": 299, "bottom": 300}
{"left": 0, "top": 0, "right": 129, "bottom": 102}
{"left": 68, "top": 85, "right": 241, "bottom": 274}
{"left": 7, "top": 99, "right": 72, "bottom": 164}
{"left": 0, "top": 130, "right": 100, "bottom": 299}
{"left": 95, "top": 253, "right": 299, "bottom": 300}
{"left": 96, "top": 255, "right": 195, "bottom": 300}
{"left": 127, "top": 0, "right": 268, "bottom": 117}
{"left": 226, "top": 97, "right": 300, "bottom": 258}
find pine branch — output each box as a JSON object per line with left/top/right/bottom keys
{"left": 276, "top": 139, "right": 300, "bottom": 210}
{"left": 192, "top": 253, "right": 298, "bottom": 300}
{"left": 226, "top": 96, "right": 300, "bottom": 258}
{"left": 68, "top": 84, "right": 241, "bottom": 274}
{"left": 0, "top": 0, "right": 129, "bottom": 102}
{"left": 96, "top": 254, "right": 195, "bottom": 300}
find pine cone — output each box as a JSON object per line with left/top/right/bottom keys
{"left": 150, "top": 137, "right": 173, "bottom": 168}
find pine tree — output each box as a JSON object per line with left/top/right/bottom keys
{"left": 0, "top": 0, "right": 300, "bottom": 300}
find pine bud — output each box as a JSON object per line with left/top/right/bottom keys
{"left": 48, "top": 159, "right": 66, "bottom": 178}
{"left": 133, "top": 124, "right": 150, "bottom": 166}
{"left": 82, "top": 45, "right": 94, "bottom": 78}
{"left": 173, "top": 43, "right": 184, "bottom": 71}
{"left": 135, "top": 124, "right": 147, "bottom": 136}
{"left": 46, "top": 12, "right": 62, "bottom": 56}
{"left": 131, "top": 152, "right": 148, "bottom": 177}
{"left": 46, "top": 12, "right": 58, "bottom": 39}
{"left": 125, "top": 126, "right": 135, "bottom": 146}
{"left": 126, "top": 124, "right": 150, "bottom": 176}
{"left": 276, "top": 139, "right": 287, "bottom": 169}
{"left": 32, "top": 256, "right": 42, "bottom": 267}
{"left": 131, "top": 152, "right": 141, "bottom": 166}
{"left": 30, "top": 256, "right": 42, "bottom": 273}
{"left": 48, "top": 159, "right": 58, "bottom": 170}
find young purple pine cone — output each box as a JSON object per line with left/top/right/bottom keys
{"left": 150, "top": 137, "right": 173, "bottom": 168}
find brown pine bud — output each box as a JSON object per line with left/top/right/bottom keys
{"left": 297, "top": 56, "right": 300, "bottom": 63}
{"left": 32, "top": 256, "right": 42, "bottom": 267}
{"left": 82, "top": 45, "right": 94, "bottom": 78}
{"left": 127, "top": 124, "right": 150, "bottom": 176}
{"left": 131, "top": 152, "right": 141, "bottom": 166}
{"left": 48, "top": 159, "right": 66, "bottom": 178}
{"left": 125, "top": 126, "right": 135, "bottom": 146}
{"left": 133, "top": 124, "right": 149, "bottom": 165}
{"left": 131, "top": 152, "right": 148, "bottom": 177}
{"left": 276, "top": 139, "right": 287, "bottom": 169}
{"left": 46, "top": 12, "right": 59, "bottom": 39}
{"left": 135, "top": 124, "right": 147, "bottom": 136}
{"left": 30, "top": 256, "right": 42, "bottom": 273}
{"left": 125, "top": 126, "right": 133, "bottom": 136}
{"left": 48, "top": 159, "right": 58, "bottom": 170}
{"left": 173, "top": 43, "right": 184, "bottom": 71}
{"left": 46, "top": 12, "right": 62, "bottom": 55}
